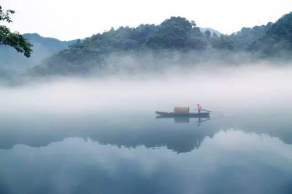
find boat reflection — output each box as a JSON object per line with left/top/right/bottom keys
{"left": 156, "top": 113, "right": 223, "bottom": 126}
{"left": 155, "top": 106, "right": 214, "bottom": 125}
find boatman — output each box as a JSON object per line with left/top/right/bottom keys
{"left": 197, "top": 104, "right": 202, "bottom": 113}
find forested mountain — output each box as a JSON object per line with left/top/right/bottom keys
{"left": 249, "top": 12, "right": 292, "bottom": 58}
{"left": 228, "top": 23, "right": 273, "bottom": 50}
{"left": 0, "top": 33, "right": 76, "bottom": 76}
{"left": 18, "top": 11, "right": 292, "bottom": 77}
{"left": 26, "top": 17, "right": 236, "bottom": 76}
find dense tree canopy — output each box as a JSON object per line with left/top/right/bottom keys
{"left": 228, "top": 22, "right": 273, "bottom": 50}
{"left": 30, "top": 17, "right": 233, "bottom": 76}
{"left": 0, "top": 5, "right": 33, "bottom": 57}
{"left": 14, "top": 12, "right": 292, "bottom": 77}
{"left": 249, "top": 12, "right": 292, "bottom": 58}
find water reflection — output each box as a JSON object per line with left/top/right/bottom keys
{"left": 0, "top": 112, "right": 219, "bottom": 153}
{"left": 0, "top": 109, "right": 292, "bottom": 153}
{"left": 0, "top": 108, "right": 291, "bottom": 194}
{"left": 156, "top": 113, "right": 222, "bottom": 126}
{"left": 0, "top": 130, "right": 291, "bottom": 194}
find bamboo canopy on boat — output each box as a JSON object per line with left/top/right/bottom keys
{"left": 173, "top": 107, "right": 189, "bottom": 113}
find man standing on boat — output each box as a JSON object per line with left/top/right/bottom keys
{"left": 197, "top": 104, "right": 202, "bottom": 113}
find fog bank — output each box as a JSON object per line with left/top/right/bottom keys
{"left": 0, "top": 62, "right": 292, "bottom": 116}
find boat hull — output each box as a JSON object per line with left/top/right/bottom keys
{"left": 155, "top": 111, "right": 210, "bottom": 118}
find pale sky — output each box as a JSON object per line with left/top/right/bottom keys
{"left": 1, "top": 0, "right": 292, "bottom": 41}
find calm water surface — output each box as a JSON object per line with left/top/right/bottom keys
{"left": 0, "top": 106, "right": 292, "bottom": 194}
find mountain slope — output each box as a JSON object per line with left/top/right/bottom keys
{"left": 0, "top": 33, "right": 76, "bottom": 76}
{"left": 21, "top": 12, "right": 292, "bottom": 78}
{"left": 249, "top": 12, "right": 292, "bottom": 58}
{"left": 26, "top": 17, "right": 236, "bottom": 77}
{"left": 228, "top": 22, "right": 273, "bottom": 50}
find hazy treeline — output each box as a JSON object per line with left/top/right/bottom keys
{"left": 22, "top": 12, "right": 292, "bottom": 77}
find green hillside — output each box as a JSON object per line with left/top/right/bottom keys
{"left": 249, "top": 12, "right": 292, "bottom": 58}
{"left": 27, "top": 17, "right": 237, "bottom": 76}
{"left": 16, "top": 12, "right": 292, "bottom": 77}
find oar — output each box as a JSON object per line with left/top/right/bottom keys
{"left": 193, "top": 108, "right": 211, "bottom": 112}
{"left": 194, "top": 108, "right": 225, "bottom": 115}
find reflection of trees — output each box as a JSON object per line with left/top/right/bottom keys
{"left": 0, "top": 122, "right": 219, "bottom": 153}
{"left": 94, "top": 127, "right": 218, "bottom": 153}
{"left": 1, "top": 113, "right": 292, "bottom": 152}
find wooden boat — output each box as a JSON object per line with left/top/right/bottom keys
{"left": 155, "top": 106, "right": 210, "bottom": 119}
{"left": 155, "top": 111, "right": 210, "bottom": 118}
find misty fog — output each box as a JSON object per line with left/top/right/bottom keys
{"left": 1, "top": 52, "right": 292, "bottom": 194}
{"left": 1, "top": 51, "right": 291, "bottom": 117}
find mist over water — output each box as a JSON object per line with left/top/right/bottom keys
{"left": 1, "top": 60, "right": 292, "bottom": 115}
{"left": 0, "top": 58, "right": 292, "bottom": 194}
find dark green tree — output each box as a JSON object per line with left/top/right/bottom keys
{"left": 204, "top": 30, "right": 211, "bottom": 40}
{"left": 249, "top": 12, "right": 292, "bottom": 58}
{"left": 0, "top": 5, "right": 33, "bottom": 57}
